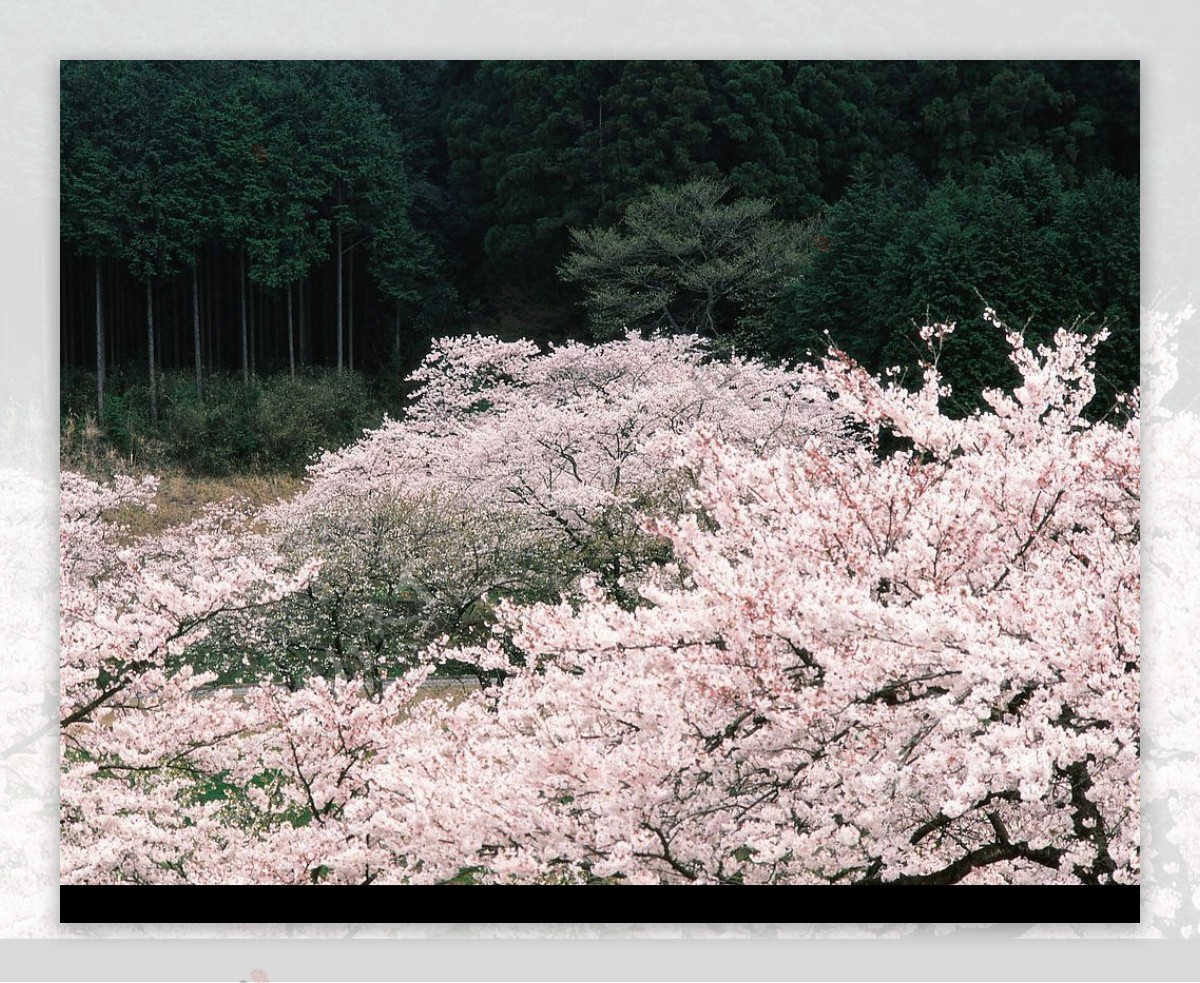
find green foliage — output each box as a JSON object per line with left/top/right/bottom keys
{"left": 61, "top": 60, "right": 1139, "bottom": 424}
{"left": 254, "top": 371, "right": 379, "bottom": 473}
{"left": 184, "top": 768, "right": 314, "bottom": 835}
{"left": 1049, "top": 168, "right": 1140, "bottom": 405}
{"left": 599, "top": 61, "right": 718, "bottom": 202}
{"left": 60, "top": 62, "right": 136, "bottom": 260}
{"left": 788, "top": 61, "right": 905, "bottom": 200}
{"left": 60, "top": 366, "right": 103, "bottom": 426}
{"left": 60, "top": 368, "right": 385, "bottom": 477}
{"left": 705, "top": 61, "right": 823, "bottom": 219}
{"left": 776, "top": 158, "right": 926, "bottom": 371}
{"left": 560, "top": 177, "right": 815, "bottom": 350}
{"left": 160, "top": 373, "right": 261, "bottom": 476}
{"left": 99, "top": 390, "right": 155, "bottom": 462}
{"left": 440, "top": 61, "right": 611, "bottom": 298}
{"left": 776, "top": 150, "right": 1139, "bottom": 414}
{"left": 124, "top": 64, "right": 213, "bottom": 280}
{"left": 195, "top": 491, "right": 574, "bottom": 691}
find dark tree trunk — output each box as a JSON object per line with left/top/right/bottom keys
{"left": 336, "top": 220, "right": 344, "bottom": 374}
{"left": 94, "top": 257, "right": 105, "bottom": 416}
{"left": 598, "top": 94, "right": 606, "bottom": 208}
{"left": 192, "top": 262, "right": 203, "bottom": 400}
{"left": 295, "top": 274, "right": 304, "bottom": 367}
{"left": 249, "top": 278, "right": 256, "bottom": 377}
{"left": 240, "top": 249, "right": 249, "bottom": 385}
{"left": 146, "top": 278, "right": 157, "bottom": 424}
{"left": 287, "top": 282, "right": 296, "bottom": 379}
{"left": 206, "top": 242, "right": 216, "bottom": 372}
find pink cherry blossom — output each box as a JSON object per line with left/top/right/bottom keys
{"left": 61, "top": 320, "right": 1140, "bottom": 887}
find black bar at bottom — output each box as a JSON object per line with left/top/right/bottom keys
{"left": 60, "top": 884, "right": 1140, "bottom": 925}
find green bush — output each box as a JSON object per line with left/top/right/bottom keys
{"left": 101, "top": 388, "right": 154, "bottom": 462}
{"left": 160, "top": 372, "right": 262, "bottom": 475}
{"left": 60, "top": 366, "right": 388, "bottom": 477}
{"left": 255, "top": 371, "right": 381, "bottom": 474}
{"left": 60, "top": 367, "right": 99, "bottom": 425}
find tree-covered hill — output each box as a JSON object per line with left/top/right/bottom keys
{"left": 61, "top": 60, "right": 1139, "bottom": 464}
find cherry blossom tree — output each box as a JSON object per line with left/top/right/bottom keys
{"left": 350, "top": 314, "right": 1140, "bottom": 885}
{"left": 60, "top": 315, "right": 1141, "bottom": 888}
{"left": 59, "top": 472, "right": 324, "bottom": 883}
{"left": 239, "top": 332, "right": 852, "bottom": 688}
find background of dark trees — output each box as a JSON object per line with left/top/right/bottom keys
{"left": 60, "top": 60, "right": 1139, "bottom": 473}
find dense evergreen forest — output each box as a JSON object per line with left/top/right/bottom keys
{"left": 60, "top": 60, "right": 1139, "bottom": 472}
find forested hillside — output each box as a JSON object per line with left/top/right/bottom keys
{"left": 60, "top": 60, "right": 1139, "bottom": 470}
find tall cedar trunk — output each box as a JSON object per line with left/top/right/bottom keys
{"left": 94, "top": 257, "right": 104, "bottom": 416}
{"left": 206, "top": 242, "right": 215, "bottom": 372}
{"left": 598, "top": 94, "right": 606, "bottom": 208}
{"left": 146, "top": 278, "right": 157, "bottom": 424}
{"left": 287, "top": 283, "right": 295, "bottom": 379}
{"left": 192, "top": 263, "right": 203, "bottom": 400}
{"left": 109, "top": 259, "right": 117, "bottom": 367}
{"left": 240, "top": 249, "right": 249, "bottom": 385}
{"left": 336, "top": 219, "right": 344, "bottom": 374}
{"left": 117, "top": 262, "right": 125, "bottom": 366}
{"left": 299, "top": 275, "right": 307, "bottom": 367}
{"left": 347, "top": 244, "right": 354, "bottom": 372}
{"left": 64, "top": 257, "right": 73, "bottom": 368}
{"left": 248, "top": 278, "right": 256, "bottom": 376}
{"left": 170, "top": 277, "right": 178, "bottom": 367}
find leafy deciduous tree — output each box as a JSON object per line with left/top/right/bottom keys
{"left": 560, "top": 178, "right": 815, "bottom": 350}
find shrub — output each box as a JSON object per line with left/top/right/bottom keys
{"left": 160, "top": 373, "right": 261, "bottom": 475}
{"left": 254, "top": 371, "right": 380, "bottom": 474}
